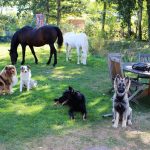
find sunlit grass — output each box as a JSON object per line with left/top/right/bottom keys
{"left": 0, "top": 43, "right": 111, "bottom": 148}
{"left": 0, "top": 42, "right": 150, "bottom": 150}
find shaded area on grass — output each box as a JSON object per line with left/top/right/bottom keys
{"left": 0, "top": 42, "right": 150, "bottom": 150}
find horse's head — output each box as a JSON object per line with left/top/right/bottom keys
{"left": 9, "top": 49, "right": 18, "bottom": 65}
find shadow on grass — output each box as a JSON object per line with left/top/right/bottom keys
{"left": 0, "top": 44, "right": 112, "bottom": 148}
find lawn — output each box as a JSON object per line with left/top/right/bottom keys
{"left": 0, "top": 42, "right": 150, "bottom": 150}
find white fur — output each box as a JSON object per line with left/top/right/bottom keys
{"left": 10, "top": 75, "right": 18, "bottom": 93}
{"left": 64, "top": 32, "right": 88, "bottom": 65}
{"left": 20, "top": 66, "right": 37, "bottom": 92}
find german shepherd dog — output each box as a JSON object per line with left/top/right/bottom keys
{"left": 112, "top": 74, "right": 132, "bottom": 128}
{"left": 54, "top": 86, "right": 87, "bottom": 120}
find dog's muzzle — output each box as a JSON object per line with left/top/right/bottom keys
{"left": 118, "top": 88, "right": 125, "bottom": 94}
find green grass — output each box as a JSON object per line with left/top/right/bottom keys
{"left": 0, "top": 43, "right": 112, "bottom": 149}
{"left": 0, "top": 42, "right": 150, "bottom": 150}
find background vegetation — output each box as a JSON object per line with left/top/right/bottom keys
{"left": 1, "top": 0, "right": 150, "bottom": 149}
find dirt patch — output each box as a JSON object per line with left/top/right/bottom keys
{"left": 24, "top": 115, "right": 150, "bottom": 150}
{"left": 1, "top": 113, "right": 150, "bottom": 150}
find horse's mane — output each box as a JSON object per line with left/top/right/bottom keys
{"left": 10, "top": 31, "right": 19, "bottom": 49}
{"left": 11, "top": 26, "right": 34, "bottom": 50}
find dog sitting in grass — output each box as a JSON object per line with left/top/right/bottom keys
{"left": 54, "top": 86, "right": 87, "bottom": 120}
{"left": 0, "top": 65, "right": 18, "bottom": 94}
{"left": 20, "top": 65, "right": 37, "bottom": 92}
{"left": 112, "top": 74, "right": 132, "bottom": 128}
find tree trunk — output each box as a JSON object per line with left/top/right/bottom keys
{"left": 137, "top": 0, "right": 143, "bottom": 40}
{"left": 101, "top": 1, "right": 106, "bottom": 32}
{"left": 46, "top": 0, "right": 50, "bottom": 23}
{"left": 127, "top": 16, "right": 131, "bottom": 38}
{"left": 147, "top": 0, "right": 150, "bottom": 41}
{"left": 56, "top": 0, "right": 61, "bottom": 26}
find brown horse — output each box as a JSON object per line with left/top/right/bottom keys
{"left": 9, "top": 25, "right": 63, "bottom": 66}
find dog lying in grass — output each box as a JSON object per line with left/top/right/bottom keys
{"left": 20, "top": 65, "right": 37, "bottom": 92}
{"left": 54, "top": 86, "right": 87, "bottom": 120}
{"left": 0, "top": 65, "right": 18, "bottom": 94}
{"left": 112, "top": 74, "right": 132, "bottom": 128}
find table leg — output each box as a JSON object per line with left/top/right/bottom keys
{"left": 134, "top": 81, "right": 150, "bottom": 101}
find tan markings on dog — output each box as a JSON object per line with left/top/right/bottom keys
{"left": 62, "top": 100, "right": 68, "bottom": 105}
{"left": 0, "top": 65, "right": 17, "bottom": 94}
{"left": 54, "top": 101, "right": 59, "bottom": 105}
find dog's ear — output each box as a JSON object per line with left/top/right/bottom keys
{"left": 125, "top": 76, "right": 130, "bottom": 83}
{"left": 68, "top": 86, "right": 74, "bottom": 93}
{"left": 20, "top": 66, "right": 23, "bottom": 70}
{"left": 54, "top": 98, "right": 58, "bottom": 102}
{"left": 125, "top": 76, "right": 131, "bottom": 91}
{"left": 116, "top": 74, "right": 121, "bottom": 80}
{"left": 114, "top": 74, "right": 120, "bottom": 91}
{"left": 5, "top": 66, "right": 9, "bottom": 70}
{"left": 27, "top": 65, "right": 30, "bottom": 70}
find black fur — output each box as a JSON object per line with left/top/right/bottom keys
{"left": 54, "top": 86, "right": 87, "bottom": 120}
{"left": 114, "top": 95, "right": 126, "bottom": 120}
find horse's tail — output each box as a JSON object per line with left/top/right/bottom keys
{"left": 55, "top": 27, "right": 63, "bottom": 48}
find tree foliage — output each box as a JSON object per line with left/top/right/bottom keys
{"left": 1, "top": 0, "right": 150, "bottom": 41}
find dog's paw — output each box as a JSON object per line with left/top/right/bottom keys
{"left": 112, "top": 119, "right": 115, "bottom": 123}
{"left": 122, "top": 123, "right": 127, "bottom": 128}
{"left": 112, "top": 124, "right": 118, "bottom": 128}
{"left": 127, "top": 120, "right": 132, "bottom": 125}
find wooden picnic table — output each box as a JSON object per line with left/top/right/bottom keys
{"left": 123, "top": 62, "right": 150, "bottom": 101}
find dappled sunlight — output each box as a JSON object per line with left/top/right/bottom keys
{"left": 15, "top": 104, "right": 45, "bottom": 115}
{"left": 88, "top": 98, "right": 100, "bottom": 107}
{"left": 52, "top": 124, "right": 64, "bottom": 130}
{"left": 97, "top": 105, "right": 110, "bottom": 113}
{"left": 51, "top": 67, "right": 84, "bottom": 79}
{"left": 125, "top": 130, "right": 150, "bottom": 145}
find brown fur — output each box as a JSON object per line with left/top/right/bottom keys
{"left": 0, "top": 65, "right": 17, "bottom": 94}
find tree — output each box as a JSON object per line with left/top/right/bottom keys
{"left": 146, "top": 0, "right": 150, "bottom": 41}
{"left": 116, "top": 0, "right": 136, "bottom": 37}
{"left": 56, "top": 0, "right": 61, "bottom": 26}
{"left": 137, "top": 0, "right": 143, "bottom": 40}
{"left": 15, "top": 0, "right": 87, "bottom": 24}
{"left": 101, "top": 0, "right": 107, "bottom": 32}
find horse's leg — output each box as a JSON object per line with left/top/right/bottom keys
{"left": 76, "top": 47, "right": 80, "bottom": 64}
{"left": 21, "top": 45, "right": 26, "bottom": 65}
{"left": 68, "top": 46, "right": 72, "bottom": 61}
{"left": 47, "top": 44, "right": 56, "bottom": 66}
{"left": 29, "top": 45, "right": 38, "bottom": 64}
{"left": 53, "top": 45, "right": 57, "bottom": 66}
{"left": 65, "top": 44, "right": 69, "bottom": 61}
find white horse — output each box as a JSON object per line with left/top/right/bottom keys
{"left": 64, "top": 32, "right": 88, "bottom": 65}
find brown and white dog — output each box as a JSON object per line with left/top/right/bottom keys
{"left": 112, "top": 74, "right": 132, "bottom": 128}
{"left": 20, "top": 65, "right": 37, "bottom": 92}
{"left": 0, "top": 65, "right": 18, "bottom": 94}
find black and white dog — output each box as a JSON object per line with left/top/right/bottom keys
{"left": 54, "top": 86, "right": 87, "bottom": 120}
{"left": 20, "top": 65, "right": 37, "bottom": 92}
{"left": 112, "top": 74, "right": 132, "bottom": 128}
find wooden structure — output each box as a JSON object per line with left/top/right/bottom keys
{"left": 137, "top": 53, "right": 150, "bottom": 80}
{"left": 67, "top": 18, "right": 85, "bottom": 29}
{"left": 108, "top": 53, "right": 123, "bottom": 85}
{"left": 138, "top": 53, "right": 150, "bottom": 62}
{"left": 123, "top": 62, "right": 150, "bottom": 102}
{"left": 36, "top": 14, "right": 45, "bottom": 28}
